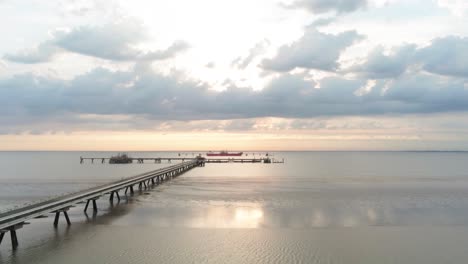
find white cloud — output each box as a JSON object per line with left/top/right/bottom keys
{"left": 438, "top": 0, "right": 468, "bottom": 16}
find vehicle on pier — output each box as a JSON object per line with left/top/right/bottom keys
{"left": 206, "top": 151, "right": 243, "bottom": 157}
{"left": 109, "top": 153, "right": 133, "bottom": 164}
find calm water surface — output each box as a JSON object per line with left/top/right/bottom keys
{"left": 1, "top": 151, "right": 468, "bottom": 263}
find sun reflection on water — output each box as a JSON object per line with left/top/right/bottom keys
{"left": 188, "top": 205, "right": 264, "bottom": 228}
{"left": 234, "top": 208, "right": 264, "bottom": 228}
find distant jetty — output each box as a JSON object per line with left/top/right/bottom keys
{"left": 80, "top": 155, "right": 284, "bottom": 164}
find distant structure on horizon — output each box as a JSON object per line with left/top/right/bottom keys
{"left": 206, "top": 151, "right": 243, "bottom": 157}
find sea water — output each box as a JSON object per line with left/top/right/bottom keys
{"left": 1, "top": 151, "right": 468, "bottom": 263}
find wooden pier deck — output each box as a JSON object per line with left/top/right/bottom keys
{"left": 80, "top": 157, "right": 284, "bottom": 164}
{"left": 0, "top": 160, "right": 202, "bottom": 249}
{"left": 80, "top": 157, "right": 195, "bottom": 164}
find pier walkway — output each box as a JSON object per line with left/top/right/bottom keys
{"left": 80, "top": 157, "right": 283, "bottom": 164}
{"left": 0, "top": 159, "right": 203, "bottom": 249}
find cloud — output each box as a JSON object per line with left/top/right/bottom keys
{"left": 311, "top": 17, "right": 337, "bottom": 27}
{"left": 349, "top": 44, "right": 417, "bottom": 78}
{"left": 381, "top": 73, "right": 468, "bottom": 113}
{"left": 437, "top": 0, "right": 468, "bottom": 16}
{"left": 3, "top": 41, "right": 60, "bottom": 63}
{"left": 262, "top": 27, "right": 364, "bottom": 72}
{"left": 417, "top": 36, "right": 468, "bottom": 77}
{"left": 1, "top": 63, "right": 468, "bottom": 135}
{"left": 349, "top": 35, "right": 468, "bottom": 78}
{"left": 290, "top": 0, "right": 368, "bottom": 14}
{"left": 231, "top": 40, "right": 270, "bottom": 69}
{"left": 4, "top": 19, "right": 189, "bottom": 63}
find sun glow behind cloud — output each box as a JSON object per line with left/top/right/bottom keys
{"left": 117, "top": 0, "right": 307, "bottom": 90}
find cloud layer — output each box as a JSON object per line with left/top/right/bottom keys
{"left": 1, "top": 61, "right": 467, "bottom": 134}
{"left": 262, "top": 27, "right": 364, "bottom": 72}
{"left": 4, "top": 19, "right": 189, "bottom": 63}
{"left": 349, "top": 36, "right": 468, "bottom": 78}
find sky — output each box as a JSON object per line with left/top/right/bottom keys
{"left": 1, "top": 0, "right": 468, "bottom": 151}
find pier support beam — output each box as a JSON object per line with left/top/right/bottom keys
{"left": 138, "top": 181, "right": 148, "bottom": 189}
{"left": 11, "top": 230, "right": 18, "bottom": 249}
{"left": 125, "top": 186, "right": 134, "bottom": 195}
{"left": 53, "top": 208, "right": 71, "bottom": 227}
{"left": 0, "top": 224, "right": 24, "bottom": 249}
{"left": 84, "top": 198, "right": 98, "bottom": 212}
{"left": 109, "top": 191, "right": 120, "bottom": 201}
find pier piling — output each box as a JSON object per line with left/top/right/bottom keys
{"left": 53, "top": 209, "right": 71, "bottom": 227}
{"left": 84, "top": 198, "right": 98, "bottom": 212}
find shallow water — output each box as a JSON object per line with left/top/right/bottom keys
{"left": 1, "top": 151, "right": 468, "bottom": 263}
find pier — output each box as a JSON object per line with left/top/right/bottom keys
{"left": 0, "top": 159, "right": 203, "bottom": 249}
{"left": 0, "top": 155, "right": 284, "bottom": 250}
{"left": 80, "top": 157, "right": 197, "bottom": 164}
{"left": 80, "top": 157, "right": 284, "bottom": 164}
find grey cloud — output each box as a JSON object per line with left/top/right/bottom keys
{"left": 262, "top": 28, "right": 364, "bottom": 72}
{"left": 349, "top": 44, "right": 417, "bottom": 78}
{"left": 54, "top": 19, "right": 146, "bottom": 60}
{"left": 232, "top": 40, "right": 270, "bottom": 69}
{"left": 349, "top": 36, "right": 468, "bottom": 78}
{"left": 3, "top": 41, "right": 61, "bottom": 63}
{"left": 138, "top": 41, "right": 190, "bottom": 61}
{"left": 4, "top": 20, "right": 189, "bottom": 63}
{"left": 311, "top": 17, "right": 337, "bottom": 27}
{"left": 382, "top": 74, "right": 468, "bottom": 113}
{"left": 417, "top": 36, "right": 468, "bottom": 77}
{"left": 291, "top": 0, "right": 367, "bottom": 14}
{"left": 1, "top": 66, "right": 468, "bottom": 133}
